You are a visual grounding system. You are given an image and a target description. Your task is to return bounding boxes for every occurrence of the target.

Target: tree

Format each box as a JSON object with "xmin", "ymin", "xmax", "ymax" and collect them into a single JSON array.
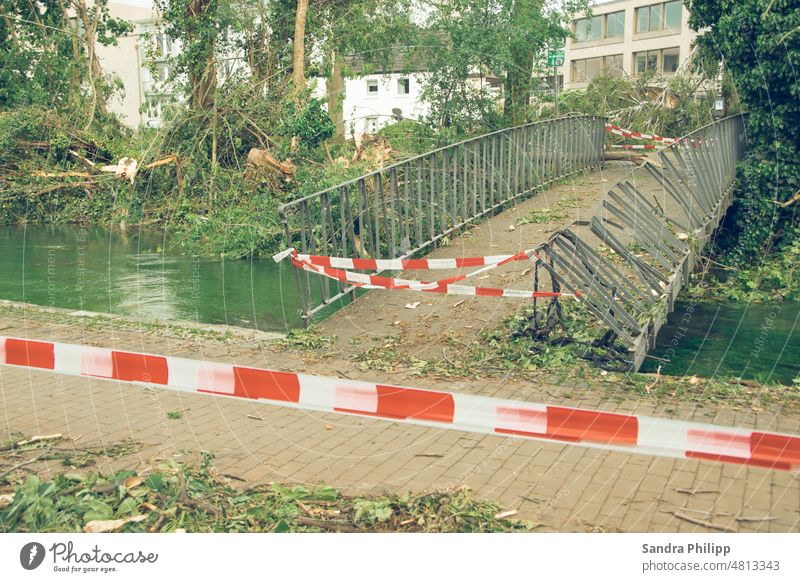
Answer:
[
  {"xmin": 156, "ymin": 0, "xmax": 238, "ymax": 110},
  {"xmin": 688, "ymin": 0, "xmax": 800, "ymax": 261},
  {"xmin": 417, "ymin": 0, "xmax": 586, "ymax": 134},
  {"xmin": 0, "ymin": 0, "xmax": 130, "ymax": 117},
  {"xmin": 312, "ymin": 0, "xmax": 414, "ymax": 140},
  {"xmin": 292, "ymin": 0, "xmax": 309, "ymax": 93}
]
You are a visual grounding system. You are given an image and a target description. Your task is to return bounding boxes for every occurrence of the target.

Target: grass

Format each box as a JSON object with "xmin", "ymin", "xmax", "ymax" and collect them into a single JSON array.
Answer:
[
  {"xmin": 273, "ymin": 327, "xmax": 336, "ymax": 351},
  {"xmin": 516, "ymin": 207, "xmax": 568, "ymax": 225},
  {"xmin": 0, "ymin": 453, "xmax": 531, "ymax": 533}
]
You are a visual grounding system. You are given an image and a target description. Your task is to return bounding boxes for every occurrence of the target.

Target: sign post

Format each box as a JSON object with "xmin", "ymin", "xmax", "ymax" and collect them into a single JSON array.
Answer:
[{"xmin": 547, "ymin": 49, "xmax": 565, "ymax": 117}]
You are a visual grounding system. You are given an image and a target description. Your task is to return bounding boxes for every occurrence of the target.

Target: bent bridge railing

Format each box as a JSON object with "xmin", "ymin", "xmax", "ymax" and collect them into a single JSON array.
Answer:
[
  {"xmin": 279, "ymin": 115, "xmax": 606, "ymax": 322},
  {"xmin": 542, "ymin": 114, "xmax": 747, "ymax": 370}
]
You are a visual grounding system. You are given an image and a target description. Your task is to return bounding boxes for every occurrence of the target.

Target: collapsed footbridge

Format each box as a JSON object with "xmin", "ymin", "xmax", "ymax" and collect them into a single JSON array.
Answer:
[{"xmin": 278, "ymin": 114, "xmax": 747, "ymax": 371}]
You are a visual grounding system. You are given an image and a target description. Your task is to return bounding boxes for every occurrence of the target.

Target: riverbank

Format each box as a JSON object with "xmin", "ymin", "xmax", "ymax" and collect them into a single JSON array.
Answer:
[{"xmin": 0, "ymin": 108, "xmax": 439, "ymax": 260}]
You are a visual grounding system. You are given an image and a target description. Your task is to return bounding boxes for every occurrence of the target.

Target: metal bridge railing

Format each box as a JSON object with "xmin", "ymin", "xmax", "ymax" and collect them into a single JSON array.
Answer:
[
  {"xmin": 279, "ymin": 115, "xmax": 607, "ymax": 323},
  {"xmin": 543, "ymin": 113, "xmax": 748, "ymax": 370}
]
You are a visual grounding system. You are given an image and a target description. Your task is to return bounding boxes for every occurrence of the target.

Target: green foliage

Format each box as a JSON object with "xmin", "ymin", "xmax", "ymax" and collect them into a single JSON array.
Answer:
[
  {"xmin": 416, "ymin": 0, "xmax": 587, "ymax": 135},
  {"xmin": 516, "ymin": 207, "xmax": 567, "ymax": 225},
  {"xmin": 691, "ymin": 234, "xmax": 800, "ymax": 301},
  {"xmin": 378, "ymin": 119, "xmax": 441, "ymax": 157},
  {"xmin": 0, "ymin": 459, "xmax": 530, "ymax": 532},
  {"xmin": 275, "ymin": 327, "xmax": 336, "ymax": 351},
  {"xmin": 689, "ymin": 0, "xmax": 800, "ymax": 261},
  {"xmin": 559, "ymin": 72, "xmax": 718, "ymax": 139},
  {"xmin": 276, "ymin": 98, "xmax": 334, "ymax": 153},
  {"xmin": 0, "ymin": 1, "xmax": 131, "ymax": 113}
]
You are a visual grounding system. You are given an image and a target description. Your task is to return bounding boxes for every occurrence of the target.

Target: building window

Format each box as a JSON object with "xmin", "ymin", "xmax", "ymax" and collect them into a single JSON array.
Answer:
[
  {"xmin": 397, "ymin": 77, "xmax": 410, "ymax": 95},
  {"xmin": 575, "ymin": 10, "xmax": 625, "ymax": 42},
  {"xmin": 575, "ymin": 15, "xmax": 602, "ymax": 42},
  {"xmin": 571, "ymin": 54, "xmax": 623, "ymax": 82},
  {"xmin": 664, "ymin": 1, "xmax": 682, "ymax": 30},
  {"xmin": 603, "ymin": 54, "xmax": 624, "ymax": 75},
  {"xmin": 605, "ymin": 11, "xmax": 625, "ymax": 38},
  {"xmin": 634, "ymin": 47, "xmax": 680, "ymax": 76},
  {"xmin": 365, "ymin": 116, "xmax": 378, "ymax": 133},
  {"xmin": 366, "ymin": 79, "xmax": 379, "ymax": 95},
  {"xmin": 662, "ymin": 47, "xmax": 680, "ymax": 73},
  {"xmin": 636, "ymin": 1, "xmax": 681, "ymax": 34}
]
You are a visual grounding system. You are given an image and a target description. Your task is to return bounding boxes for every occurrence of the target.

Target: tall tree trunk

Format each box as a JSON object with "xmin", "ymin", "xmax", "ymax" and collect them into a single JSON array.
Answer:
[
  {"xmin": 504, "ymin": 0, "xmax": 536, "ymax": 125},
  {"xmin": 189, "ymin": 0, "xmax": 216, "ymax": 109},
  {"xmin": 292, "ymin": 0, "xmax": 309, "ymax": 93},
  {"xmin": 73, "ymin": 0, "xmax": 108, "ymax": 122},
  {"xmin": 326, "ymin": 52, "xmax": 344, "ymax": 141}
]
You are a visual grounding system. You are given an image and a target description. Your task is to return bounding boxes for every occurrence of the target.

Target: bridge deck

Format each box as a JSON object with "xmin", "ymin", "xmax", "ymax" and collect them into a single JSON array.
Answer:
[{"xmin": 315, "ymin": 162, "xmax": 636, "ymax": 365}]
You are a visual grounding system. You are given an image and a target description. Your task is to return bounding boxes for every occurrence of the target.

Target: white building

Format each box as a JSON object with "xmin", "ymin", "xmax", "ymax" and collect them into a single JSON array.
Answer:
[
  {"xmin": 94, "ymin": 3, "xmax": 155, "ymax": 127},
  {"xmin": 99, "ymin": 3, "xmax": 430, "ymax": 135},
  {"xmin": 311, "ymin": 72, "xmax": 430, "ymax": 140},
  {"xmin": 561, "ymin": 0, "xmax": 698, "ymax": 91}
]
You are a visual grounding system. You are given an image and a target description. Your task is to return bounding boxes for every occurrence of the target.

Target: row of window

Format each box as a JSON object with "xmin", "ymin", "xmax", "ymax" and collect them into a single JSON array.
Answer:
[
  {"xmin": 575, "ymin": 10, "xmax": 624, "ymax": 42},
  {"xmin": 637, "ymin": 1, "xmax": 682, "ymax": 34},
  {"xmin": 571, "ymin": 47, "xmax": 680, "ymax": 82},
  {"xmin": 366, "ymin": 77, "xmax": 411, "ymax": 96},
  {"xmin": 574, "ymin": 1, "xmax": 682, "ymax": 43},
  {"xmin": 571, "ymin": 55, "xmax": 624, "ymax": 82}
]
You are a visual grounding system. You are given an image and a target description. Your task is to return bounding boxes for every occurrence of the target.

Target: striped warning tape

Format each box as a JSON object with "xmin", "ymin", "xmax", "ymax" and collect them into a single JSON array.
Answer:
[
  {"xmin": 604, "ymin": 124, "xmax": 717, "ymax": 149},
  {"xmin": 1, "ymin": 336, "xmax": 798, "ymax": 471},
  {"xmin": 607, "ymin": 144, "xmax": 658, "ymax": 150},
  {"xmin": 604, "ymin": 123, "xmax": 678, "ymax": 144},
  {"xmin": 279, "ymin": 249, "xmax": 580, "ymax": 299},
  {"xmin": 289, "ymin": 250, "xmax": 531, "ymax": 271}
]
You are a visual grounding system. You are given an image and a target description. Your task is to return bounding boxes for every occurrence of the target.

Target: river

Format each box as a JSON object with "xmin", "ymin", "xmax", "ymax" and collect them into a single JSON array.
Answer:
[
  {"xmin": 0, "ymin": 225, "xmax": 309, "ymax": 332},
  {"xmin": 640, "ymin": 299, "xmax": 800, "ymax": 386}
]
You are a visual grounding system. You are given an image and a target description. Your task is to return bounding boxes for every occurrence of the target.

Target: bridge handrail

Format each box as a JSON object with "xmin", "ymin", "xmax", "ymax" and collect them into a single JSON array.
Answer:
[{"xmin": 279, "ymin": 114, "xmax": 607, "ymax": 323}]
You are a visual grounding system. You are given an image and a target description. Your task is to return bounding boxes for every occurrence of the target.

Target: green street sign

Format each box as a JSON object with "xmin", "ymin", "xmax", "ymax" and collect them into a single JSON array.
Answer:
[{"xmin": 548, "ymin": 50, "xmax": 565, "ymax": 67}]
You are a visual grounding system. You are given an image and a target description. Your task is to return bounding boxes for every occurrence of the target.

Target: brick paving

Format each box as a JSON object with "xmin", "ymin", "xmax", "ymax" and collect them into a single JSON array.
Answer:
[{"xmin": 1, "ymin": 309, "xmax": 798, "ymax": 532}]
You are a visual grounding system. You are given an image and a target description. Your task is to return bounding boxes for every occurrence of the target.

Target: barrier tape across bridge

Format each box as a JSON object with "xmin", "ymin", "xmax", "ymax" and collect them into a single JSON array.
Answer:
[
  {"xmin": 604, "ymin": 123, "xmax": 678, "ymax": 144},
  {"xmin": 275, "ymin": 248, "xmax": 581, "ymax": 299},
  {"xmin": 607, "ymin": 144, "xmax": 658, "ymax": 151},
  {"xmin": 1, "ymin": 336, "xmax": 798, "ymax": 471},
  {"xmin": 604, "ymin": 123, "xmax": 714, "ymax": 148}
]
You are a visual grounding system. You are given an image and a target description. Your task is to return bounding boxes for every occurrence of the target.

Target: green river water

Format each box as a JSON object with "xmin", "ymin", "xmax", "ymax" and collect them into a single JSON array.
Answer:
[
  {"xmin": 640, "ymin": 299, "xmax": 799, "ymax": 385},
  {"xmin": 0, "ymin": 226, "xmax": 798, "ymax": 384},
  {"xmin": 0, "ymin": 226, "xmax": 308, "ymax": 332}
]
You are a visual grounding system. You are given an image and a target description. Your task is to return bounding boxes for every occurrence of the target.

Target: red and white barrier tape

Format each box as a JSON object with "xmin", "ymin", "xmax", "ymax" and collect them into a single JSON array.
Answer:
[
  {"xmin": 276, "ymin": 249, "xmax": 579, "ymax": 299},
  {"xmin": 604, "ymin": 123, "xmax": 678, "ymax": 144},
  {"xmin": 604, "ymin": 124, "xmax": 718, "ymax": 149},
  {"xmin": 607, "ymin": 144, "xmax": 657, "ymax": 151},
  {"xmin": 286, "ymin": 250, "xmax": 532, "ymax": 271},
  {"xmin": 1, "ymin": 336, "xmax": 798, "ymax": 471}
]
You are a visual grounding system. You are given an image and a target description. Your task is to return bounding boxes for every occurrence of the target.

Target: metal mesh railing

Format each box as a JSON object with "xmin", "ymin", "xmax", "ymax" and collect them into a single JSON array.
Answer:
[{"xmin": 279, "ymin": 115, "xmax": 606, "ymax": 322}]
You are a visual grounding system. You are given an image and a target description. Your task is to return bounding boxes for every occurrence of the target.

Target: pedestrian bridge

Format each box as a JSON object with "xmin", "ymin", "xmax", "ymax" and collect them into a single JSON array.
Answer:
[{"xmin": 279, "ymin": 114, "xmax": 747, "ymax": 371}]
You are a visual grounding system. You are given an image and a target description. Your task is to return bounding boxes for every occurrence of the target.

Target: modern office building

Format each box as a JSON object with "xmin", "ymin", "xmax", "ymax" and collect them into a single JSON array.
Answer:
[{"xmin": 561, "ymin": 0, "xmax": 698, "ymax": 90}]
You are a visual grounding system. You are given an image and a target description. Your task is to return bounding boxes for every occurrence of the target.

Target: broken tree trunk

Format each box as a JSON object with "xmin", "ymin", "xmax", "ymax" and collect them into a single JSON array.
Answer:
[{"xmin": 247, "ymin": 148, "xmax": 296, "ymax": 178}]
